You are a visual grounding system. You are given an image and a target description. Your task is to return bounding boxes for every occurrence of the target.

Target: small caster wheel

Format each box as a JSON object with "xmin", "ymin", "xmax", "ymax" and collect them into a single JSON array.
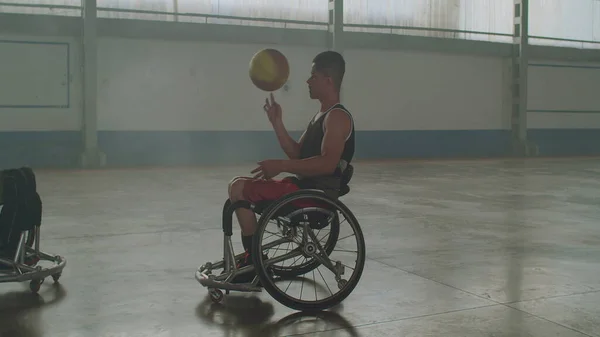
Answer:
[
  {"xmin": 208, "ymin": 288, "xmax": 224, "ymax": 303},
  {"xmin": 52, "ymin": 273, "xmax": 61, "ymax": 283},
  {"xmin": 337, "ymin": 279, "xmax": 348, "ymax": 290},
  {"xmin": 29, "ymin": 279, "xmax": 42, "ymax": 293}
]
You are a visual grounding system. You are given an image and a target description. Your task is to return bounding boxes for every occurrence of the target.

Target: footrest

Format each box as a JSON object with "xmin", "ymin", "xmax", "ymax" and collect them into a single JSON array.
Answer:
[
  {"xmin": 195, "ymin": 268, "xmax": 262, "ymax": 292},
  {"xmin": 0, "ymin": 254, "xmax": 66, "ymax": 283}
]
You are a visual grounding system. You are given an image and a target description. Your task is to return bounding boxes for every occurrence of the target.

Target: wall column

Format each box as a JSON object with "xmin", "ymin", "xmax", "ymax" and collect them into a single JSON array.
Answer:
[
  {"xmin": 328, "ymin": 0, "xmax": 344, "ymax": 99},
  {"xmin": 512, "ymin": 0, "xmax": 536, "ymax": 156},
  {"xmin": 81, "ymin": 0, "xmax": 106, "ymax": 167},
  {"xmin": 328, "ymin": 0, "xmax": 344, "ymax": 52}
]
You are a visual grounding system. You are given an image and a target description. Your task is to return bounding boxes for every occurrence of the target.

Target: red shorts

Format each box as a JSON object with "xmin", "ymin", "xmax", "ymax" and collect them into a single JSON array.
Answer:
[
  {"xmin": 241, "ymin": 177, "xmax": 330, "ymax": 209},
  {"xmin": 242, "ymin": 177, "xmax": 300, "ymax": 204}
]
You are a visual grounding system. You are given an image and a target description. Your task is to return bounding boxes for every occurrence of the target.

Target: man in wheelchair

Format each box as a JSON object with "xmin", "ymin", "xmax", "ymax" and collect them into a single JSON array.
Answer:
[{"xmin": 227, "ymin": 50, "xmax": 355, "ymax": 284}]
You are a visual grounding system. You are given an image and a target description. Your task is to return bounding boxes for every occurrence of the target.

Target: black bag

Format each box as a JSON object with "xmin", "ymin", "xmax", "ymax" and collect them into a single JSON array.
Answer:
[{"xmin": 0, "ymin": 167, "xmax": 42, "ymax": 256}]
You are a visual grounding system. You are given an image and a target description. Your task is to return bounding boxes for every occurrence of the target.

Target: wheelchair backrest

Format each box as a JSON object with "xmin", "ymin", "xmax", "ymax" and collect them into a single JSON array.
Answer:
[{"xmin": 341, "ymin": 164, "xmax": 353, "ymax": 186}]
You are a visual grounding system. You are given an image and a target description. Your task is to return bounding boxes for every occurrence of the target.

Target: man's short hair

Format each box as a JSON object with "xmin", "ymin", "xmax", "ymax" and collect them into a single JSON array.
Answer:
[{"xmin": 313, "ymin": 51, "xmax": 345, "ymax": 91}]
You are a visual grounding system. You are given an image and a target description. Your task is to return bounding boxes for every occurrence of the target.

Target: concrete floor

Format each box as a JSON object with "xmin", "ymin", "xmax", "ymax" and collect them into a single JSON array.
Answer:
[{"xmin": 1, "ymin": 158, "xmax": 599, "ymax": 337}]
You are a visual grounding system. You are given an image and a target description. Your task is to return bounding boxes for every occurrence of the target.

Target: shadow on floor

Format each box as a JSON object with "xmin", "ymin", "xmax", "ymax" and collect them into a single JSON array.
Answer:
[
  {"xmin": 195, "ymin": 294, "xmax": 360, "ymax": 336},
  {"xmin": 0, "ymin": 283, "xmax": 67, "ymax": 337}
]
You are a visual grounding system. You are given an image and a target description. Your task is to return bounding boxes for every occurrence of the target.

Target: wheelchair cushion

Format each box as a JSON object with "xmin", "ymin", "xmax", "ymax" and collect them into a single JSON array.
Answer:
[
  {"xmin": 340, "ymin": 164, "xmax": 353, "ymax": 187},
  {"xmin": 335, "ymin": 163, "xmax": 353, "ymax": 198},
  {"xmin": 339, "ymin": 184, "xmax": 350, "ymax": 197}
]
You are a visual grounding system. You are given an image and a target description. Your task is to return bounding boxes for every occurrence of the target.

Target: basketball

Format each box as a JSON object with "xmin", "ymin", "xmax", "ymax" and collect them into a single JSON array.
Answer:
[{"xmin": 249, "ymin": 48, "xmax": 290, "ymax": 92}]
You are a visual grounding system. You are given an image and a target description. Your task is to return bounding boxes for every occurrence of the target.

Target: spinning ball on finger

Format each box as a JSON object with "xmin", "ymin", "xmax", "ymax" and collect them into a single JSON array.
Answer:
[{"xmin": 249, "ymin": 48, "xmax": 290, "ymax": 92}]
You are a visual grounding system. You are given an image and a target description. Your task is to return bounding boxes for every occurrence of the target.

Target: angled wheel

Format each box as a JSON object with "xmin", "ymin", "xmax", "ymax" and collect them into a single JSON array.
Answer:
[{"xmin": 252, "ymin": 189, "xmax": 366, "ymax": 311}]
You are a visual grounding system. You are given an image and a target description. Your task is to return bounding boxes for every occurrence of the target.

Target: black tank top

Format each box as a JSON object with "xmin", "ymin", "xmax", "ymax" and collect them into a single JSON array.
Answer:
[{"xmin": 296, "ymin": 103, "xmax": 355, "ymax": 194}]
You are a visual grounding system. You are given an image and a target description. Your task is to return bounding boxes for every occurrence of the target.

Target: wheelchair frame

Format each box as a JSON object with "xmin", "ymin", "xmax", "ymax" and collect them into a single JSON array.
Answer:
[
  {"xmin": 0, "ymin": 225, "xmax": 66, "ymax": 293},
  {"xmin": 195, "ymin": 181, "xmax": 366, "ymax": 311}
]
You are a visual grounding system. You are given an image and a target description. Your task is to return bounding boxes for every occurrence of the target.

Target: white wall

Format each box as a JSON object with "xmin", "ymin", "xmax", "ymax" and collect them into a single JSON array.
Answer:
[
  {"xmin": 1, "ymin": 34, "xmax": 599, "ymax": 134},
  {"xmin": 527, "ymin": 61, "xmax": 600, "ymax": 129},
  {"xmin": 0, "ymin": 34, "xmax": 81, "ymax": 131},
  {"xmin": 97, "ymin": 38, "xmax": 324, "ymax": 131},
  {"xmin": 97, "ymin": 37, "xmax": 510, "ymax": 132},
  {"xmin": 343, "ymin": 48, "xmax": 508, "ymax": 131}
]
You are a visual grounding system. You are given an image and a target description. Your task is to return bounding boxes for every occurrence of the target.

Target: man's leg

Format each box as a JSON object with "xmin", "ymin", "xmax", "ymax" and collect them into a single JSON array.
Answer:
[
  {"xmin": 228, "ymin": 177, "xmax": 259, "ymax": 255},
  {"xmin": 227, "ymin": 177, "xmax": 299, "ymax": 282}
]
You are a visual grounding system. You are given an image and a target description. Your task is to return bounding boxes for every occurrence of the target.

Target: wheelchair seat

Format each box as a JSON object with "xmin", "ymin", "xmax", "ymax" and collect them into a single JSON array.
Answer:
[{"xmin": 252, "ymin": 164, "xmax": 353, "ymax": 229}]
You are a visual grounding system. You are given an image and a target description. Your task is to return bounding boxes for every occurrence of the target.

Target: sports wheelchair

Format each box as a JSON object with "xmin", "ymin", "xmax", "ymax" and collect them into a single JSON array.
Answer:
[
  {"xmin": 0, "ymin": 167, "xmax": 66, "ymax": 293},
  {"xmin": 196, "ymin": 165, "xmax": 366, "ymax": 311}
]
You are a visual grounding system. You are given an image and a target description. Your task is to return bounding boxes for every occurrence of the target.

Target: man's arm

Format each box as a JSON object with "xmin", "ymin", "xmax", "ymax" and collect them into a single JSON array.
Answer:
[
  {"xmin": 281, "ymin": 109, "xmax": 351, "ymax": 176},
  {"xmin": 272, "ymin": 119, "xmax": 306, "ymax": 159}
]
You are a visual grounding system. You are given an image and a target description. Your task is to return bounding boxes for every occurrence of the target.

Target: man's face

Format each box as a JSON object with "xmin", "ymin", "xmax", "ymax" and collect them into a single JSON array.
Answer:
[{"xmin": 306, "ymin": 64, "xmax": 330, "ymax": 99}]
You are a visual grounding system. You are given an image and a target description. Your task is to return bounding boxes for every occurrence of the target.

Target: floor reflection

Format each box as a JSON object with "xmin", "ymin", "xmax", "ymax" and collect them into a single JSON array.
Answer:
[{"xmin": 195, "ymin": 294, "xmax": 359, "ymax": 337}]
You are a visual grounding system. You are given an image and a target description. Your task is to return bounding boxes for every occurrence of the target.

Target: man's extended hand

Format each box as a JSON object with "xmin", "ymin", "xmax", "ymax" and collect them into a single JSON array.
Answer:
[
  {"xmin": 263, "ymin": 93, "xmax": 282, "ymax": 125},
  {"xmin": 252, "ymin": 159, "xmax": 285, "ymax": 180}
]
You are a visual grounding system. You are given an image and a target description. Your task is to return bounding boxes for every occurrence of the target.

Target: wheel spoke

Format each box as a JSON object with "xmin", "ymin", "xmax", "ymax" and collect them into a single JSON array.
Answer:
[
  {"xmin": 316, "ymin": 265, "xmax": 334, "ymax": 296},
  {"xmin": 333, "ymin": 249, "xmax": 357, "ymax": 253},
  {"xmin": 300, "ymin": 274, "xmax": 305, "ymax": 300},
  {"xmin": 263, "ymin": 249, "xmax": 303, "ymax": 268},
  {"xmin": 262, "ymin": 237, "xmax": 292, "ymax": 251},
  {"xmin": 313, "ymin": 269, "xmax": 318, "ymax": 301},
  {"xmin": 336, "ymin": 233, "xmax": 356, "ymax": 242}
]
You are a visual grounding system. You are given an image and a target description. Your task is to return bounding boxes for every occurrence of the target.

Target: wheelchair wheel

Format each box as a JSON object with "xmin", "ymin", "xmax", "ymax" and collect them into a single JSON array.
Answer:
[{"xmin": 251, "ymin": 190, "xmax": 366, "ymax": 311}]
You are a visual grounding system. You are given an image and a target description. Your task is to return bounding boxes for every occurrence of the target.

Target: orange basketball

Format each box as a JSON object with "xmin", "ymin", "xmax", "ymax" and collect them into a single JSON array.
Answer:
[{"xmin": 249, "ymin": 48, "xmax": 290, "ymax": 92}]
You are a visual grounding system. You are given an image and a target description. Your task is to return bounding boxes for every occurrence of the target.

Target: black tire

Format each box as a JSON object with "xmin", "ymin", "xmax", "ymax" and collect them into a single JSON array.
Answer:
[{"xmin": 252, "ymin": 190, "xmax": 366, "ymax": 311}]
